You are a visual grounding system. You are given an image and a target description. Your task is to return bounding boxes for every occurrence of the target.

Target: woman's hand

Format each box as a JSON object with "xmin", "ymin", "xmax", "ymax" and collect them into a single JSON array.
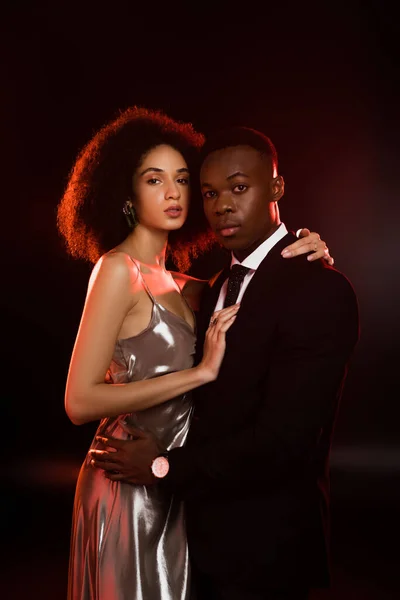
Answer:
[
  {"xmin": 281, "ymin": 228, "xmax": 334, "ymax": 265},
  {"xmin": 199, "ymin": 304, "xmax": 240, "ymax": 382}
]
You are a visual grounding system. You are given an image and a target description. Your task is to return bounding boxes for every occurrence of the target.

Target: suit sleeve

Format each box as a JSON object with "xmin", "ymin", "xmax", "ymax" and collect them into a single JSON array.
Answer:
[{"xmin": 165, "ymin": 269, "xmax": 359, "ymax": 497}]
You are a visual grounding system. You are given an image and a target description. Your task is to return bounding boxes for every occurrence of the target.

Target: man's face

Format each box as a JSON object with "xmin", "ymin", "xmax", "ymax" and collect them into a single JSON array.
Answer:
[{"xmin": 200, "ymin": 145, "xmax": 284, "ymax": 256}]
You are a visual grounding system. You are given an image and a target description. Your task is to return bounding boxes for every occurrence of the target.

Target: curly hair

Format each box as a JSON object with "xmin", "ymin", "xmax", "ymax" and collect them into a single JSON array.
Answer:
[{"xmin": 57, "ymin": 107, "xmax": 214, "ymax": 272}]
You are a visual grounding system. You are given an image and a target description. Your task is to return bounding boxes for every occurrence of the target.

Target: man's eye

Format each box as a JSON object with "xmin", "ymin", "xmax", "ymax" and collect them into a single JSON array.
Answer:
[
  {"xmin": 233, "ymin": 184, "xmax": 248, "ymax": 193},
  {"xmin": 203, "ymin": 191, "xmax": 216, "ymax": 199}
]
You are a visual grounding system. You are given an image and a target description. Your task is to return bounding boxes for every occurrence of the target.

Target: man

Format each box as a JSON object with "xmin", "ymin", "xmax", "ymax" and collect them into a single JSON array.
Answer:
[{"xmin": 92, "ymin": 127, "xmax": 359, "ymax": 599}]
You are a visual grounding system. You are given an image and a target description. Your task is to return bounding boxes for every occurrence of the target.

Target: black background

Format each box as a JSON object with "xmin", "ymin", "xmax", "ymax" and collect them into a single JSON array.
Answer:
[{"xmin": 2, "ymin": 1, "xmax": 399, "ymax": 598}]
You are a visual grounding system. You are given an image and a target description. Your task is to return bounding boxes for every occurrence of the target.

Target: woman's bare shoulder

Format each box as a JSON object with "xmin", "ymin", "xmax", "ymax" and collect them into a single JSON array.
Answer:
[{"xmin": 87, "ymin": 251, "xmax": 141, "ymax": 296}]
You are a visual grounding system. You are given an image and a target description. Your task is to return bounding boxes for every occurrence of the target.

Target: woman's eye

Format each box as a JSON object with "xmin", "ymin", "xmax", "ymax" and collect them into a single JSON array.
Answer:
[
  {"xmin": 177, "ymin": 178, "xmax": 189, "ymax": 185},
  {"xmin": 147, "ymin": 178, "xmax": 160, "ymax": 185},
  {"xmin": 233, "ymin": 184, "xmax": 248, "ymax": 193}
]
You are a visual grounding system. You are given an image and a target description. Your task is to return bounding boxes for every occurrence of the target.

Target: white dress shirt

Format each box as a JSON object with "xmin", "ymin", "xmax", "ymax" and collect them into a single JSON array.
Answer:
[{"xmin": 214, "ymin": 223, "xmax": 289, "ymax": 311}]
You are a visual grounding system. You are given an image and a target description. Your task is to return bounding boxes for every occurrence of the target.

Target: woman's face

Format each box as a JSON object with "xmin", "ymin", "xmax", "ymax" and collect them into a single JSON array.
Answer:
[{"xmin": 132, "ymin": 144, "xmax": 190, "ymax": 232}]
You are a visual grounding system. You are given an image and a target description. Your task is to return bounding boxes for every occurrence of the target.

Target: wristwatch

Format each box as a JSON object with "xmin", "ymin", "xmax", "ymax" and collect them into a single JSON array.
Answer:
[{"xmin": 151, "ymin": 453, "xmax": 170, "ymax": 479}]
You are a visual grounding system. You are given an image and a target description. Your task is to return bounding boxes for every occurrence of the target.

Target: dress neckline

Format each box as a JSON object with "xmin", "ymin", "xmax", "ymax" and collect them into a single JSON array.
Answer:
[
  {"xmin": 129, "ymin": 255, "xmax": 196, "ymax": 334},
  {"xmin": 109, "ymin": 251, "xmax": 196, "ymax": 338},
  {"xmin": 117, "ymin": 299, "xmax": 196, "ymax": 344}
]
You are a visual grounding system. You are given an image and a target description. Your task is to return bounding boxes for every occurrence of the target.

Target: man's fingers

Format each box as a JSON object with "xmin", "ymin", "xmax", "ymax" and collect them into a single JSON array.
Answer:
[
  {"xmin": 91, "ymin": 457, "xmax": 121, "ymax": 471},
  {"xmin": 119, "ymin": 422, "xmax": 148, "ymax": 439},
  {"xmin": 90, "ymin": 449, "xmax": 121, "ymax": 465},
  {"xmin": 95, "ymin": 435, "xmax": 125, "ymax": 449},
  {"xmin": 89, "ymin": 449, "xmax": 111, "ymax": 460},
  {"xmin": 95, "ymin": 426, "xmax": 148, "ymax": 447}
]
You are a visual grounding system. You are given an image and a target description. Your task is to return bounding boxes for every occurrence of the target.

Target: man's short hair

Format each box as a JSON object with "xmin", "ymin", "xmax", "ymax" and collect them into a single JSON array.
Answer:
[{"xmin": 200, "ymin": 126, "xmax": 278, "ymax": 173}]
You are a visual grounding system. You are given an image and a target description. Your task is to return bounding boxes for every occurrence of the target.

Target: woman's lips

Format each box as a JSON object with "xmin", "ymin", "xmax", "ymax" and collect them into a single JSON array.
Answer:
[{"xmin": 164, "ymin": 207, "xmax": 183, "ymax": 218}]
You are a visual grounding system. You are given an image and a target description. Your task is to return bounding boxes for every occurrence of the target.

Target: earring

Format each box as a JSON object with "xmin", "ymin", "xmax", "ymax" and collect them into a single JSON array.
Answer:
[{"xmin": 123, "ymin": 201, "xmax": 137, "ymax": 228}]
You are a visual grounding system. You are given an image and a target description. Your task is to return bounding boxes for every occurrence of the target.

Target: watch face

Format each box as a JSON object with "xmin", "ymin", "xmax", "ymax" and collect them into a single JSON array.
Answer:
[{"xmin": 152, "ymin": 456, "xmax": 169, "ymax": 478}]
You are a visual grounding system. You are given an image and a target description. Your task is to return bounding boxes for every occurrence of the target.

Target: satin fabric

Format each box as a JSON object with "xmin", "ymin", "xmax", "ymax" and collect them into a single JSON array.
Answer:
[{"xmin": 68, "ymin": 284, "xmax": 196, "ymax": 600}]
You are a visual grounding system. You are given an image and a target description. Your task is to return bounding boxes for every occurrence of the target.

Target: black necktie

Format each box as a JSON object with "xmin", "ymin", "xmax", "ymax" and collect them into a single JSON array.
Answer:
[{"xmin": 223, "ymin": 264, "xmax": 250, "ymax": 308}]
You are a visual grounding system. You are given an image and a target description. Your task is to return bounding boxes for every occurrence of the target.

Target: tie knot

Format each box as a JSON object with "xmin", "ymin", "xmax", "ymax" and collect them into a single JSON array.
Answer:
[{"xmin": 230, "ymin": 264, "xmax": 250, "ymax": 283}]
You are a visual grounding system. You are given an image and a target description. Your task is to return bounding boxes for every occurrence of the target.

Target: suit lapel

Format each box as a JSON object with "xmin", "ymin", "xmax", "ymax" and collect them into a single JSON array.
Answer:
[
  {"xmin": 196, "ymin": 232, "xmax": 296, "ymax": 366},
  {"xmin": 237, "ymin": 232, "xmax": 296, "ymax": 312},
  {"xmin": 222, "ymin": 232, "xmax": 297, "ymax": 358}
]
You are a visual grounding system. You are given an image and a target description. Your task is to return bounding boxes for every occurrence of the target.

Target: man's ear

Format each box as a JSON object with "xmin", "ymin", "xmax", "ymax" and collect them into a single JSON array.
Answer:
[{"xmin": 272, "ymin": 175, "xmax": 284, "ymax": 201}]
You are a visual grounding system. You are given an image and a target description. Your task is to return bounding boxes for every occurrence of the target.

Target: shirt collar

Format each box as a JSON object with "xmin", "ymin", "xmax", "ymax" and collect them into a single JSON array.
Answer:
[{"xmin": 230, "ymin": 223, "xmax": 288, "ymax": 271}]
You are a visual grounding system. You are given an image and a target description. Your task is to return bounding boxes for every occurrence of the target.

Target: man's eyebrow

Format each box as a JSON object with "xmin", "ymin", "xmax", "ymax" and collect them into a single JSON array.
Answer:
[
  {"xmin": 201, "ymin": 171, "xmax": 249, "ymax": 188},
  {"xmin": 227, "ymin": 171, "xmax": 249, "ymax": 180},
  {"xmin": 140, "ymin": 167, "xmax": 190, "ymax": 175}
]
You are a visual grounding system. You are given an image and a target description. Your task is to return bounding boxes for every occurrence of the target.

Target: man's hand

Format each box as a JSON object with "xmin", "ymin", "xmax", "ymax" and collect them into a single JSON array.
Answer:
[{"xmin": 89, "ymin": 423, "xmax": 161, "ymax": 485}]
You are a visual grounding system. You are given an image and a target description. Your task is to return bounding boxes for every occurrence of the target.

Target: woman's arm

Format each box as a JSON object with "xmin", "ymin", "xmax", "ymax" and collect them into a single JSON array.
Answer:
[
  {"xmin": 282, "ymin": 228, "xmax": 334, "ymax": 264},
  {"xmin": 65, "ymin": 253, "xmax": 238, "ymax": 425},
  {"xmin": 172, "ymin": 228, "xmax": 334, "ymax": 311}
]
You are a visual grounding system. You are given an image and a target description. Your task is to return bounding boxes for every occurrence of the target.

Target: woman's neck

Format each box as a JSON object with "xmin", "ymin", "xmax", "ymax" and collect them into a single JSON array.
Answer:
[{"xmin": 121, "ymin": 225, "xmax": 169, "ymax": 270}]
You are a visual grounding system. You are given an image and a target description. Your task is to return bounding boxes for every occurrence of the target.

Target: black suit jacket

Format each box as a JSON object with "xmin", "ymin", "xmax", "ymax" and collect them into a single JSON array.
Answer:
[{"xmin": 166, "ymin": 232, "xmax": 359, "ymax": 588}]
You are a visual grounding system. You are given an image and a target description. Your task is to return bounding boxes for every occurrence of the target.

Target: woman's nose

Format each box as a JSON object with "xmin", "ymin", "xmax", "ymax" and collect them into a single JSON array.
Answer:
[{"xmin": 165, "ymin": 181, "xmax": 180, "ymax": 199}]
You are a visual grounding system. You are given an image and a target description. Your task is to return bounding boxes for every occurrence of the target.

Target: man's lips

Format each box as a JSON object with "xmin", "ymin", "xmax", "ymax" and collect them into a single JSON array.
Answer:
[{"xmin": 216, "ymin": 222, "xmax": 241, "ymax": 237}]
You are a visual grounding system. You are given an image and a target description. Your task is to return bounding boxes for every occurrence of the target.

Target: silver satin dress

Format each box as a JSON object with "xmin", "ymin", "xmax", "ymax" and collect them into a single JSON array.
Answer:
[{"xmin": 68, "ymin": 278, "xmax": 196, "ymax": 600}]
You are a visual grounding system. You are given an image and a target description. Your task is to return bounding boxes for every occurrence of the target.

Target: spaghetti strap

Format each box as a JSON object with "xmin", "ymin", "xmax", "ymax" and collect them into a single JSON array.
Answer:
[
  {"xmin": 126, "ymin": 255, "xmax": 157, "ymax": 304},
  {"xmin": 122, "ymin": 252, "xmax": 195, "ymax": 333}
]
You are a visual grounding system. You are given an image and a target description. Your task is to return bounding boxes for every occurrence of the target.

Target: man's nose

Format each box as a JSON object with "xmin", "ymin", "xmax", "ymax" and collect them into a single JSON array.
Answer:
[{"xmin": 214, "ymin": 192, "xmax": 235, "ymax": 215}]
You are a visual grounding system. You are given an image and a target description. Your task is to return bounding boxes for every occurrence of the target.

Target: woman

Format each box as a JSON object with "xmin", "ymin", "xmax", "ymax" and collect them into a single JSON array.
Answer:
[{"xmin": 57, "ymin": 107, "xmax": 333, "ymax": 600}]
